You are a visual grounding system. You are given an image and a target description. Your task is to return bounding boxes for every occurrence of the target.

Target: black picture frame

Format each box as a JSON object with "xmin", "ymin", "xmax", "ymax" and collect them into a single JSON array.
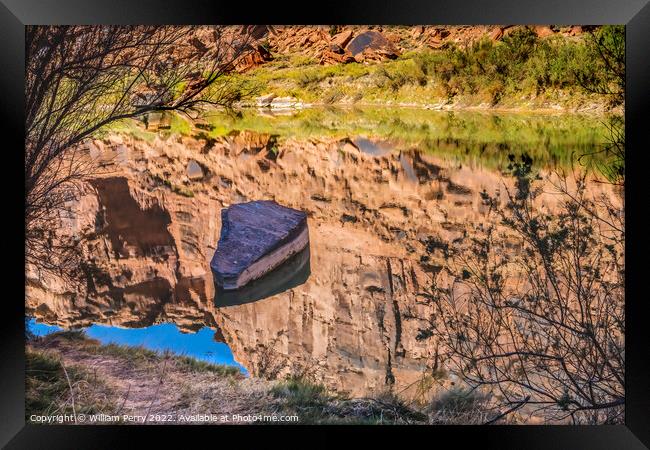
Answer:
[{"xmin": 2, "ymin": 0, "xmax": 649, "ymax": 447}]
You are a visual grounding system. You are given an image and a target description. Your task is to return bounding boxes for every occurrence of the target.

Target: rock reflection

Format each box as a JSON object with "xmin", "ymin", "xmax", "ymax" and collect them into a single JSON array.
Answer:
[
  {"xmin": 214, "ymin": 246, "xmax": 311, "ymax": 307},
  {"xmin": 353, "ymin": 137, "xmax": 394, "ymax": 157}
]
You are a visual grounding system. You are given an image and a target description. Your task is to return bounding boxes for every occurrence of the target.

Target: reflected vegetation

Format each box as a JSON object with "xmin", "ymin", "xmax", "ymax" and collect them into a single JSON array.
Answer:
[
  {"xmin": 108, "ymin": 107, "xmax": 612, "ymax": 170},
  {"xmin": 27, "ymin": 319, "xmax": 246, "ymax": 372}
]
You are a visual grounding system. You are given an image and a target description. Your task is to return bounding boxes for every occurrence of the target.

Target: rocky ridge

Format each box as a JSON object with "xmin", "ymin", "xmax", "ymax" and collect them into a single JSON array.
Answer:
[{"xmin": 234, "ymin": 25, "xmax": 590, "ymax": 69}]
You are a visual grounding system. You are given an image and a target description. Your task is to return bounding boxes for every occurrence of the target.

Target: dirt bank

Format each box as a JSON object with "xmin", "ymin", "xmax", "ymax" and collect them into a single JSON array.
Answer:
[{"xmin": 27, "ymin": 331, "xmax": 503, "ymax": 425}]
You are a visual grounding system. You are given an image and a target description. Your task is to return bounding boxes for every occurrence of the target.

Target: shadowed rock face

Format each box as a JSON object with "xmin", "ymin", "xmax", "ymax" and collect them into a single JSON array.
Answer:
[
  {"xmin": 26, "ymin": 127, "xmax": 621, "ymax": 397},
  {"xmin": 210, "ymin": 201, "xmax": 309, "ymax": 289},
  {"xmin": 90, "ymin": 177, "xmax": 175, "ymax": 258}
]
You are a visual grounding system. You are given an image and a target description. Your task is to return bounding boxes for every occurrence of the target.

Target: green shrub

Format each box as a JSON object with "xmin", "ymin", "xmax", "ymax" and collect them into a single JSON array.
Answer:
[
  {"xmin": 297, "ymin": 68, "xmax": 332, "ymax": 88},
  {"xmin": 374, "ymin": 60, "xmax": 428, "ymax": 92},
  {"xmin": 322, "ymin": 87, "xmax": 345, "ymax": 104},
  {"xmin": 219, "ymin": 26, "xmax": 620, "ymax": 109},
  {"xmin": 290, "ymin": 55, "xmax": 317, "ymax": 67},
  {"xmin": 401, "ymin": 27, "xmax": 617, "ymax": 105},
  {"xmin": 174, "ymin": 354, "xmax": 241, "ymax": 376},
  {"xmin": 49, "ymin": 329, "xmax": 88, "ymax": 341}
]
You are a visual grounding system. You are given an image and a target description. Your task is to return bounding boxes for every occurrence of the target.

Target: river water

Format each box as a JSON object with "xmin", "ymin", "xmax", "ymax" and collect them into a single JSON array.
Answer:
[{"xmin": 26, "ymin": 107, "xmax": 620, "ymax": 397}]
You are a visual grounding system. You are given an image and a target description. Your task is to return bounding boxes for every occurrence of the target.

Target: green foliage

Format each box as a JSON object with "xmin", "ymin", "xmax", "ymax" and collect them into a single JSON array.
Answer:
[
  {"xmin": 47, "ymin": 329, "xmax": 88, "ymax": 341},
  {"xmin": 411, "ymin": 27, "xmax": 610, "ymax": 106},
  {"xmin": 40, "ymin": 331, "xmax": 239, "ymax": 376},
  {"xmin": 322, "ymin": 87, "xmax": 345, "ymax": 104},
  {"xmin": 167, "ymin": 113, "xmax": 192, "ymax": 136},
  {"xmin": 191, "ymin": 107, "xmax": 610, "ymax": 171},
  {"xmin": 598, "ymin": 114, "xmax": 625, "ymax": 183},
  {"xmin": 374, "ymin": 61, "xmax": 428, "ymax": 92},
  {"xmin": 171, "ymin": 185, "xmax": 195, "ymax": 198},
  {"xmin": 173, "ymin": 354, "xmax": 241, "ymax": 376},
  {"xmin": 575, "ymin": 25, "xmax": 625, "ymax": 106},
  {"xmin": 243, "ymin": 27, "xmax": 620, "ymax": 110},
  {"xmin": 270, "ymin": 377, "xmax": 432, "ymax": 424},
  {"xmin": 26, "ymin": 350, "xmax": 75, "ymax": 417},
  {"xmin": 290, "ymin": 55, "xmax": 317, "ymax": 67},
  {"xmin": 93, "ymin": 342, "xmax": 160, "ymax": 363},
  {"xmin": 297, "ymin": 68, "xmax": 332, "ymax": 88}
]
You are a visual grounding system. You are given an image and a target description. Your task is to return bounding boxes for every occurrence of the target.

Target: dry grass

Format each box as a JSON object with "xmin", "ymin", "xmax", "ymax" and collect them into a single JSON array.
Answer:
[
  {"xmin": 25, "ymin": 348, "xmax": 118, "ymax": 421},
  {"xmin": 26, "ymin": 331, "xmax": 506, "ymax": 425},
  {"xmin": 27, "ymin": 331, "xmax": 259, "ymax": 424}
]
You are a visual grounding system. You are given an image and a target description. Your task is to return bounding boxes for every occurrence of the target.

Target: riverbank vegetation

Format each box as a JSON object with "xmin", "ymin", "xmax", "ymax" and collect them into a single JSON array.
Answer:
[
  {"xmin": 413, "ymin": 26, "xmax": 624, "ymax": 424},
  {"xmin": 26, "ymin": 346, "xmax": 119, "ymax": 420},
  {"xmin": 25, "ymin": 26, "xmax": 253, "ymax": 282},
  {"xmin": 422, "ymin": 154, "xmax": 625, "ymax": 424},
  {"xmin": 25, "ymin": 25, "xmax": 625, "ymax": 426},
  {"xmin": 238, "ymin": 26, "xmax": 624, "ymax": 112}
]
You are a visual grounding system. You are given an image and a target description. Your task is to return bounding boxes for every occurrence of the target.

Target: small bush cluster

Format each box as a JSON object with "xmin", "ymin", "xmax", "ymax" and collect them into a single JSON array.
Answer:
[
  {"xmin": 245, "ymin": 26, "xmax": 622, "ymax": 109},
  {"xmin": 427, "ymin": 387, "xmax": 492, "ymax": 424},
  {"xmin": 402, "ymin": 26, "xmax": 621, "ymax": 105}
]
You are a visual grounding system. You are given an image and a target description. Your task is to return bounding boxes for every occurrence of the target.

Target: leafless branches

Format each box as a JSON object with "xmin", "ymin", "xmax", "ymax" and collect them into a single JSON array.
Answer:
[
  {"xmin": 430, "ymin": 158, "xmax": 624, "ymax": 424},
  {"xmin": 25, "ymin": 25, "xmax": 257, "ymax": 281}
]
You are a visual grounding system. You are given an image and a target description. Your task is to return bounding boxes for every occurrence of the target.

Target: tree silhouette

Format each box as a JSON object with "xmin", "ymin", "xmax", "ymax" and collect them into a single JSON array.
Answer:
[
  {"xmin": 429, "ymin": 156, "xmax": 624, "ymax": 424},
  {"xmin": 25, "ymin": 25, "xmax": 255, "ymax": 279}
]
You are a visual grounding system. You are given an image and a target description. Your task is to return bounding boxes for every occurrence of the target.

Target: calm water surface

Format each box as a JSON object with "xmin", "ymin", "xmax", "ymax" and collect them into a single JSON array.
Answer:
[{"xmin": 27, "ymin": 107, "xmax": 618, "ymax": 395}]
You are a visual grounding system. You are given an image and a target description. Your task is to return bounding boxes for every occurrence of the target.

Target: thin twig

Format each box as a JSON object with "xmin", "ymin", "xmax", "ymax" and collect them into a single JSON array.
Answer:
[
  {"xmin": 61, "ymin": 362, "xmax": 77, "ymax": 424},
  {"xmin": 143, "ymin": 356, "xmax": 168, "ymax": 423},
  {"xmin": 116, "ymin": 384, "xmax": 132, "ymax": 416},
  {"xmin": 484, "ymin": 396, "xmax": 530, "ymax": 425}
]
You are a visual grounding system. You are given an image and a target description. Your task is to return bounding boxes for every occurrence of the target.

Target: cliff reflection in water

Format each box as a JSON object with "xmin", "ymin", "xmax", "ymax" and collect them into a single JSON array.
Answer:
[{"xmin": 25, "ymin": 109, "xmax": 620, "ymax": 397}]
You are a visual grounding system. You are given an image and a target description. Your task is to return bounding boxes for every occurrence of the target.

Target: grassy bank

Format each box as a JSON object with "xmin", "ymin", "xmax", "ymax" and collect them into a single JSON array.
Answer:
[
  {"xmin": 26, "ymin": 347, "xmax": 118, "ymax": 420},
  {"xmin": 26, "ymin": 331, "xmax": 505, "ymax": 425},
  {"xmin": 234, "ymin": 27, "xmax": 622, "ymax": 112}
]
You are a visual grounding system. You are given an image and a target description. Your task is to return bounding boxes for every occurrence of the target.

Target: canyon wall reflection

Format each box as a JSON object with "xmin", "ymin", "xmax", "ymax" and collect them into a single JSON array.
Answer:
[{"xmin": 26, "ymin": 109, "xmax": 620, "ymax": 397}]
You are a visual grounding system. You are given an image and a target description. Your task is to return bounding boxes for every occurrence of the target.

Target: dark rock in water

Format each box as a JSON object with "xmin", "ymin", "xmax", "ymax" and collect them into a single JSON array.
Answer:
[
  {"xmin": 210, "ymin": 200, "xmax": 309, "ymax": 290},
  {"xmin": 214, "ymin": 246, "xmax": 311, "ymax": 307}
]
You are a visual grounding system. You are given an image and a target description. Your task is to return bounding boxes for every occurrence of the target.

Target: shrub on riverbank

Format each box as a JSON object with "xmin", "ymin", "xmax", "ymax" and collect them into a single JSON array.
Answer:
[{"xmin": 408, "ymin": 26, "xmax": 621, "ymax": 107}]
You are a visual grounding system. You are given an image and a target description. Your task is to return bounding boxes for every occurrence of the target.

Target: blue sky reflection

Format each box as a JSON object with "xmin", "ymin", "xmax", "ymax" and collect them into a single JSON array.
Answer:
[{"xmin": 28, "ymin": 318, "xmax": 247, "ymax": 374}]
